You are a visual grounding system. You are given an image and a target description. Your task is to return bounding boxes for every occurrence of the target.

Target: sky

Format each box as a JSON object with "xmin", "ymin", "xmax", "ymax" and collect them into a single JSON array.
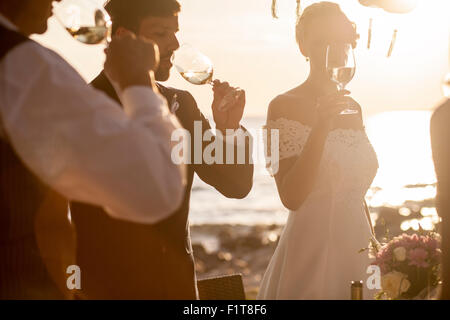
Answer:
[{"xmin": 34, "ymin": 0, "xmax": 450, "ymax": 117}]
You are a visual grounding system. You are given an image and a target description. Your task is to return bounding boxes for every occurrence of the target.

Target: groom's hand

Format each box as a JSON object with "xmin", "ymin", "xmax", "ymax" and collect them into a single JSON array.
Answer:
[{"xmin": 212, "ymin": 80, "xmax": 246, "ymax": 132}]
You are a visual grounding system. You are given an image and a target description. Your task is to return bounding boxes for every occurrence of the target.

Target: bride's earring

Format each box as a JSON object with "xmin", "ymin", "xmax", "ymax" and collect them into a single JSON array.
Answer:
[{"xmin": 306, "ymin": 57, "xmax": 310, "ymax": 62}]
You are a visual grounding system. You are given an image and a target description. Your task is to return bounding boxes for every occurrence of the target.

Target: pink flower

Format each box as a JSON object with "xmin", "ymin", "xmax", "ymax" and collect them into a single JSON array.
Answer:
[
  {"xmin": 408, "ymin": 248, "xmax": 429, "ymax": 268},
  {"xmin": 422, "ymin": 237, "xmax": 438, "ymax": 251},
  {"xmin": 392, "ymin": 234, "xmax": 417, "ymax": 249},
  {"xmin": 375, "ymin": 251, "xmax": 392, "ymax": 268}
]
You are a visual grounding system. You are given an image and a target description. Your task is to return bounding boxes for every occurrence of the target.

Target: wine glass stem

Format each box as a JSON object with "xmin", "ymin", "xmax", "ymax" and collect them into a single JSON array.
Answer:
[{"xmin": 338, "ymin": 83, "xmax": 351, "ymax": 110}]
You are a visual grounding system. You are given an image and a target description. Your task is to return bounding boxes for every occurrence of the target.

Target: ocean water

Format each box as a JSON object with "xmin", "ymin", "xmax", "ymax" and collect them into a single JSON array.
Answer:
[{"xmin": 189, "ymin": 111, "xmax": 437, "ymax": 229}]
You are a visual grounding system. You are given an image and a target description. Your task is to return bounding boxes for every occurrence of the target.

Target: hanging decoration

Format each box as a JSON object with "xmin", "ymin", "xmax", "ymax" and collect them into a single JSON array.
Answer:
[
  {"xmin": 359, "ymin": 0, "xmax": 418, "ymax": 14},
  {"xmin": 271, "ymin": 0, "xmax": 302, "ymax": 19},
  {"xmin": 296, "ymin": 0, "xmax": 302, "ymax": 18},
  {"xmin": 359, "ymin": 0, "xmax": 418, "ymax": 57},
  {"xmin": 270, "ymin": 0, "xmax": 418, "ymax": 58},
  {"xmin": 271, "ymin": 0, "xmax": 418, "ymax": 15},
  {"xmin": 367, "ymin": 17, "xmax": 373, "ymax": 49},
  {"xmin": 272, "ymin": 0, "xmax": 279, "ymax": 18},
  {"xmin": 387, "ymin": 29, "xmax": 398, "ymax": 57}
]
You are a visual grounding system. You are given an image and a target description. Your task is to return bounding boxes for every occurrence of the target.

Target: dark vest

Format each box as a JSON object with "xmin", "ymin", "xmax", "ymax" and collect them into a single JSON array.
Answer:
[
  {"xmin": 70, "ymin": 73, "xmax": 198, "ymax": 299},
  {"xmin": 0, "ymin": 25, "xmax": 75, "ymax": 299}
]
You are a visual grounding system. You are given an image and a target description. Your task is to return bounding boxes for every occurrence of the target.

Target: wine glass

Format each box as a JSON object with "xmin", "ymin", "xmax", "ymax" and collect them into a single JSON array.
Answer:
[
  {"xmin": 326, "ymin": 43, "xmax": 358, "ymax": 115},
  {"xmin": 52, "ymin": 0, "xmax": 112, "ymax": 45},
  {"xmin": 172, "ymin": 44, "xmax": 214, "ymax": 85},
  {"xmin": 172, "ymin": 44, "xmax": 242, "ymax": 111}
]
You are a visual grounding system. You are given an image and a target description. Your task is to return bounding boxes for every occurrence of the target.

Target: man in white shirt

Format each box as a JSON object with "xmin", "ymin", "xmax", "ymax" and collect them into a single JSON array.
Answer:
[{"xmin": 0, "ymin": 0, "xmax": 186, "ymax": 299}]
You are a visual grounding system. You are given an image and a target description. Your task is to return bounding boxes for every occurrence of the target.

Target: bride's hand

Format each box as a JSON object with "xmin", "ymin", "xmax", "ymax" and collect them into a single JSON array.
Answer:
[{"xmin": 315, "ymin": 90, "xmax": 352, "ymax": 127}]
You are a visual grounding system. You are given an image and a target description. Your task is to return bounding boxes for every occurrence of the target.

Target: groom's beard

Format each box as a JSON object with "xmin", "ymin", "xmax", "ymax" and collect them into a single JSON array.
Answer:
[{"xmin": 155, "ymin": 67, "xmax": 171, "ymax": 82}]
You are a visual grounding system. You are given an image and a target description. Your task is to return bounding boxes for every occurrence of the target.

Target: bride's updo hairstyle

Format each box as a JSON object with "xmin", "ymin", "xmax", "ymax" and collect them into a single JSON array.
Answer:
[{"xmin": 295, "ymin": 2, "xmax": 359, "ymax": 59}]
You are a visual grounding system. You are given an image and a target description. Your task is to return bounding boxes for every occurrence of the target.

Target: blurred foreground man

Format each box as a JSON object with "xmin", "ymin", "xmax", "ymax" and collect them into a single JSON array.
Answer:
[
  {"xmin": 431, "ymin": 99, "xmax": 450, "ymax": 300},
  {"xmin": 71, "ymin": 0, "xmax": 254, "ymax": 299},
  {"xmin": 0, "ymin": 0, "xmax": 185, "ymax": 299}
]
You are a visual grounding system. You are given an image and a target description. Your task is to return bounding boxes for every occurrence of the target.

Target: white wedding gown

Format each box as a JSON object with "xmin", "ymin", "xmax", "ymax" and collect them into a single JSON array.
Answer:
[{"xmin": 258, "ymin": 118, "xmax": 379, "ymax": 300}]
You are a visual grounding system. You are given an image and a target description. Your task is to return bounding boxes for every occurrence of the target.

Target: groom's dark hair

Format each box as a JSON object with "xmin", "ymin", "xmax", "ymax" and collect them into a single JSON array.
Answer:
[{"xmin": 105, "ymin": 0, "xmax": 181, "ymax": 34}]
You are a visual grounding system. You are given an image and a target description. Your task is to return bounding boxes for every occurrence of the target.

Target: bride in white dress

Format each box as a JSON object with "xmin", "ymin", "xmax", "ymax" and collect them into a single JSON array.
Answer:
[{"xmin": 258, "ymin": 2, "xmax": 379, "ymax": 300}]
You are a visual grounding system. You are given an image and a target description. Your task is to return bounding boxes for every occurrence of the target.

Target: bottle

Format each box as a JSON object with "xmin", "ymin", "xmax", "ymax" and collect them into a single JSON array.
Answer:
[{"xmin": 351, "ymin": 281, "xmax": 363, "ymax": 300}]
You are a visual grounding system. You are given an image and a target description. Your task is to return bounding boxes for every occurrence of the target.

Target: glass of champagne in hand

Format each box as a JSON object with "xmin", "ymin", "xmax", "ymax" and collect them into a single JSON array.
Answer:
[
  {"xmin": 52, "ymin": 0, "xmax": 112, "ymax": 45},
  {"xmin": 172, "ymin": 44, "xmax": 241, "ymax": 111},
  {"xmin": 326, "ymin": 43, "xmax": 358, "ymax": 115}
]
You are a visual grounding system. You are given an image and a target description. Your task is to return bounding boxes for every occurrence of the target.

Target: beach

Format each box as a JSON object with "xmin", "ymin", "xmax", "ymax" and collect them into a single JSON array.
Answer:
[
  {"xmin": 192, "ymin": 197, "xmax": 438, "ymax": 299},
  {"xmin": 190, "ymin": 112, "xmax": 439, "ymax": 299}
]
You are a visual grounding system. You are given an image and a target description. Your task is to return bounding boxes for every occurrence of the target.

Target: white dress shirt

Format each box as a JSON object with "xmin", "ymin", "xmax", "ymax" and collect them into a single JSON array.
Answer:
[{"xmin": 0, "ymin": 15, "xmax": 186, "ymax": 224}]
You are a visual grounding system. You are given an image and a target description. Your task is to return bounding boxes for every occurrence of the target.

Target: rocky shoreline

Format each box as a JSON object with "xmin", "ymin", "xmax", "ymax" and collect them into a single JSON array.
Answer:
[{"xmin": 191, "ymin": 224, "xmax": 282, "ymax": 300}]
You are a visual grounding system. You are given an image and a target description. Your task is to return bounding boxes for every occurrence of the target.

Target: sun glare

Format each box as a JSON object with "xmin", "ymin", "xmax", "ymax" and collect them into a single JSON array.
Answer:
[{"xmin": 365, "ymin": 110, "xmax": 437, "ymax": 212}]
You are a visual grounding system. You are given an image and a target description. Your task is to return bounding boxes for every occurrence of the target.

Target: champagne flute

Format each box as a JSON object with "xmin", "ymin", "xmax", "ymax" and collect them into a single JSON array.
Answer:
[
  {"xmin": 172, "ymin": 44, "xmax": 242, "ymax": 111},
  {"xmin": 326, "ymin": 43, "xmax": 358, "ymax": 115},
  {"xmin": 52, "ymin": 0, "xmax": 112, "ymax": 45}
]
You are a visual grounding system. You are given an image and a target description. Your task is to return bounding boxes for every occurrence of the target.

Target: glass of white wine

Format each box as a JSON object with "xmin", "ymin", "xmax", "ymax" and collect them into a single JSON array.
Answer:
[
  {"xmin": 172, "ymin": 44, "xmax": 242, "ymax": 111},
  {"xmin": 326, "ymin": 43, "xmax": 358, "ymax": 115},
  {"xmin": 52, "ymin": 0, "xmax": 112, "ymax": 45}
]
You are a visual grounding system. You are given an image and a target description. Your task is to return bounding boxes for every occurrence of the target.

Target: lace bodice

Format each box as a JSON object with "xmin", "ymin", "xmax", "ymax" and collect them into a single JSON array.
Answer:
[
  {"xmin": 264, "ymin": 117, "xmax": 379, "ymax": 201},
  {"xmin": 259, "ymin": 117, "xmax": 379, "ymax": 300}
]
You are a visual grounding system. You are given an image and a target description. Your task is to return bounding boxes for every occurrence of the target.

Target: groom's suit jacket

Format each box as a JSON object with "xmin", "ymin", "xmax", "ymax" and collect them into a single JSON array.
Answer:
[{"xmin": 71, "ymin": 72, "xmax": 253, "ymax": 299}]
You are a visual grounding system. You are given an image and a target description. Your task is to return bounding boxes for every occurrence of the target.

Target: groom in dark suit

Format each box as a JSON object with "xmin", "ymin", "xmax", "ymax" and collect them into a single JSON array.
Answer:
[
  {"xmin": 71, "ymin": 0, "xmax": 254, "ymax": 299},
  {"xmin": 431, "ymin": 99, "xmax": 450, "ymax": 300}
]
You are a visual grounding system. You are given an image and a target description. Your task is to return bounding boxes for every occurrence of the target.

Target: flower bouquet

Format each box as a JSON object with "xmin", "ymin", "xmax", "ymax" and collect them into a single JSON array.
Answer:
[{"xmin": 371, "ymin": 233, "xmax": 441, "ymax": 300}]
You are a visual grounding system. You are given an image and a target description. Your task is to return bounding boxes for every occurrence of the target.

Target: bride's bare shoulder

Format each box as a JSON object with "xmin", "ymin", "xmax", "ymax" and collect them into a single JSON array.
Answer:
[{"xmin": 267, "ymin": 86, "xmax": 315, "ymax": 124}]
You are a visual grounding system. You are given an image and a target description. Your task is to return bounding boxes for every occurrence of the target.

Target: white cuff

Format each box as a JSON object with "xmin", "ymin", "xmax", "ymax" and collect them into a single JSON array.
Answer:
[{"xmin": 121, "ymin": 86, "xmax": 168, "ymax": 119}]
